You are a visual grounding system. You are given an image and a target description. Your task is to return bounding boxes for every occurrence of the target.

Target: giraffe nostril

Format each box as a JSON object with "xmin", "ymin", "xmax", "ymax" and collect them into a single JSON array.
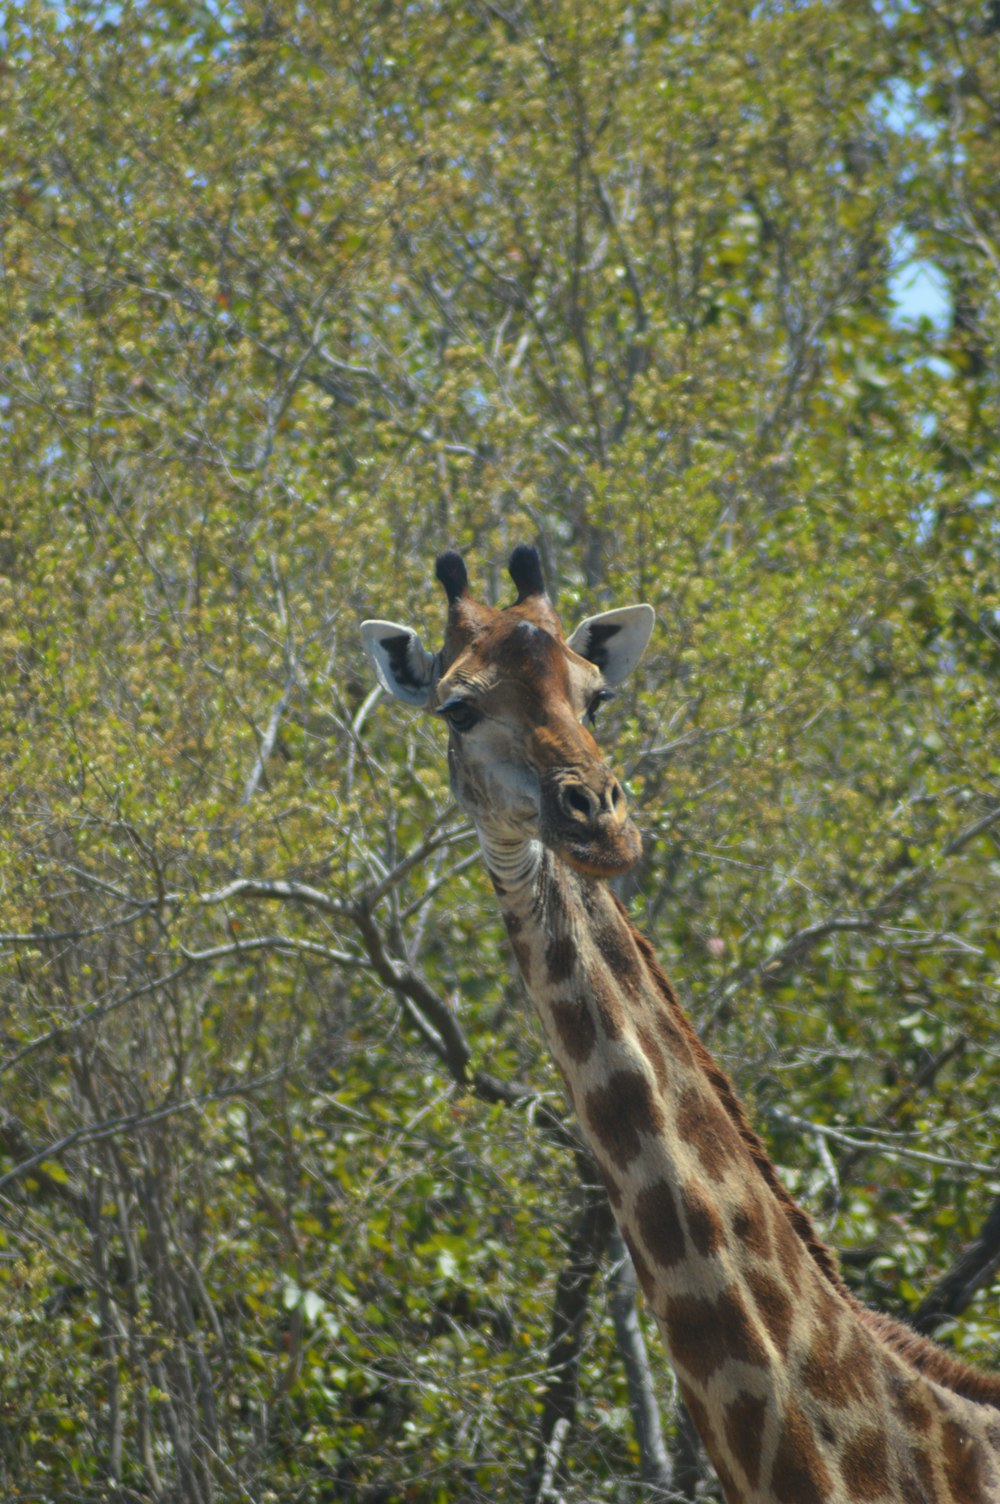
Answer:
[
  {"xmin": 610, "ymin": 780, "xmax": 626, "ymax": 816},
  {"xmin": 561, "ymin": 783, "xmax": 597, "ymax": 821}
]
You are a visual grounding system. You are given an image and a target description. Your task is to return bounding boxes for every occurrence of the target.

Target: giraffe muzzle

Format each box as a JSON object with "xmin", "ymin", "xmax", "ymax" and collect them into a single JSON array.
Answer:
[
  {"xmin": 542, "ymin": 771, "xmax": 641, "ymax": 877},
  {"xmin": 556, "ymin": 775, "xmax": 628, "ymax": 825}
]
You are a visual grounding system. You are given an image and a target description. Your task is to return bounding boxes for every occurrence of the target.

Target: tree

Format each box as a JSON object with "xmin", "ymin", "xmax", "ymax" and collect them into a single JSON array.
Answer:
[{"xmin": 1, "ymin": 2, "xmax": 997, "ymax": 1499}]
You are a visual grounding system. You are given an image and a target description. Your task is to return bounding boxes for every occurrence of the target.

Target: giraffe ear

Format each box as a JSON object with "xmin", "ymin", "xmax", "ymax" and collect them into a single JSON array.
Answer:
[
  {"xmin": 567, "ymin": 605, "xmax": 655, "ymax": 686},
  {"xmin": 361, "ymin": 620, "xmax": 441, "ymax": 707}
]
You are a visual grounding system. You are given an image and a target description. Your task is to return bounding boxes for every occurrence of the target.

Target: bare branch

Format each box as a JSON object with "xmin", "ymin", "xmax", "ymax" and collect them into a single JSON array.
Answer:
[
  {"xmin": 0, "ymin": 1111, "xmax": 89, "ymax": 1213},
  {"xmin": 703, "ymin": 803, "xmax": 1000, "ymax": 1025},
  {"xmin": 192, "ymin": 877, "xmax": 350, "ymax": 919},
  {"xmin": 179, "ymin": 935, "xmax": 366, "ymax": 968},
  {"xmin": 1, "ymin": 963, "xmax": 193, "ymax": 1077},
  {"xmin": 527, "ymin": 1191, "xmax": 615, "ymax": 1503},
  {"xmin": 0, "ymin": 1065, "xmax": 297, "ymax": 1194},
  {"xmin": 0, "ymin": 907, "xmax": 161, "ymax": 945},
  {"xmin": 911, "ymin": 1194, "xmax": 1000, "ymax": 1337},
  {"xmin": 241, "ymin": 673, "xmax": 297, "ymax": 805},
  {"xmin": 833, "ymin": 1034, "xmax": 967, "ymax": 1188},
  {"xmin": 362, "ymin": 816, "xmax": 476, "ymax": 910},
  {"xmin": 608, "ymin": 1227, "xmax": 673, "ymax": 1498},
  {"xmin": 765, "ymin": 1106, "xmax": 996, "ymax": 1177},
  {"xmin": 533, "ymin": 1417, "xmax": 570, "ymax": 1504}
]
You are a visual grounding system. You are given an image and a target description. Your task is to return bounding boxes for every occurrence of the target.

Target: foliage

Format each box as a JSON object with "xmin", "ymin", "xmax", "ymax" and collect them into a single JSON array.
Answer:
[{"xmin": 1, "ymin": 1, "xmax": 998, "ymax": 1499}]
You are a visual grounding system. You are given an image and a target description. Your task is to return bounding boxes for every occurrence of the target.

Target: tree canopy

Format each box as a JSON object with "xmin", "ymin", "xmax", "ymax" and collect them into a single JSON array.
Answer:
[{"xmin": 1, "ymin": 2, "xmax": 998, "ymax": 1499}]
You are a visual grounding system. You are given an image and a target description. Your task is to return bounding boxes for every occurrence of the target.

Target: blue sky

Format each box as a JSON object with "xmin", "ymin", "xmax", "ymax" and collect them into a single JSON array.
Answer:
[{"xmin": 889, "ymin": 238, "xmax": 951, "ymax": 332}]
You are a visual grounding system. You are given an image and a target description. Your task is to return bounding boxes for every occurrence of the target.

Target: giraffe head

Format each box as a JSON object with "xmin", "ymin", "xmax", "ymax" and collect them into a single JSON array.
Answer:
[{"xmin": 361, "ymin": 547, "xmax": 654, "ymax": 877}]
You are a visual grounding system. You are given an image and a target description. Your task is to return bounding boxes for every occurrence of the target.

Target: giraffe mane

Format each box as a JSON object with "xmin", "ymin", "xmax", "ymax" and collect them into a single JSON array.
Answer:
[{"xmin": 617, "ymin": 900, "xmax": 1000, "ymax": 1413}]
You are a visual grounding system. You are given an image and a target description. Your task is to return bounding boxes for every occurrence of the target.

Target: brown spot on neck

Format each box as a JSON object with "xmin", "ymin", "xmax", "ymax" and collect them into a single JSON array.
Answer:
[
  {"xmin": 724, "ymin": 1391, "xmax": 768, "ymax": 1491},
  {"xmin": 593, "ymin": 917, "xmax": 643, "ymax": 991},
  {"xmin": 663, "ymin": 1285, "xmax": 769, "ymax": 1386},
  {"xmin": 841, "ymin": 1427, "xmax": 891, "ymax": 1500},
  {"xmin": 801, "ymin": 1325, "xmax": 875, "ymax": 1410},
  {"xmin": 680, "ymin": 1179, "xmax": 725, "ymax": 1258},
  {"xmin": 549, "ymin": 997, "xmax": 598, "ymax": 1064},
  {"xmin": 769, "ymin": 1399, "xmax": 833, "ymax": 1504},
  {"xmin": 907, "ymin": 1445, "xmax": 942, "ymax": 1503},
  {"xmin": 545, "ymin": 935, "xmax": 578, "ymax": 983},
  {"xmin": 745, "ymin": 1268, "xmax": 794, "ymax": 1357},
  {"xmin": 676, "ymin": 1085, "xmax": 743, "ymax": 1182},
  {"xmin": 590, "ymin": 969, "xmax": 626, "ymax": 1039},
  {"xmin": 732, "ymin": 1196, "xmax": 775, "ymax": 1262},
  {"xmin": 888, "ymin": 1370, "xmax": 934, "ymax": 1432},
  {"xmin": 636, "ymin": 1021, "xmax": 669, "ymax": 1090},
  {"xmin": 942, "ymin": 1418, "xmax": 990, "ymax": 1500},
  {"xmin": 632, "ymin": 1177, "xmax": 687, "ymax": 1271},
  {"xmin": 583, "ymin": 1069, "xmax": 665, "ymax": 1167},
  {"xmin": 622, "ymin": 1227, "xmax": 654, "ymax": 1296}
]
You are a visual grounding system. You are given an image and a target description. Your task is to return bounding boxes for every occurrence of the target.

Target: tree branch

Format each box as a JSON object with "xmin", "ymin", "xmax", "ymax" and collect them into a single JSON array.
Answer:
[
  {"xmin": 0, "ymin": 1066, "xmax": 296, "ymax": 1194},
  {"xmin": 832, "ymin": 1034, "xmax": 967, "ymax": 1188},
  {"xmin": 608, "ymin": 1227, "xmax": 672, "ymax": 1498},
  {"xmin": 526, "ymin": 1189, "xmax": 615, "ymax": 1502},
  {"xmin": 178, "ymin": 935, "xmax": 367, "ymax": 967},
  {"xmin": 764, "ymin": 1105, "xmax": 995, "ymax": 1177},
  {"xmin": 703, "ymin": 803, "xmax": 1000, "ymax": 1028},
  {"xmin": 241, "ymin": 672, "xmax": 297, "ymax": 805},
  {"xmin": 910, "ymin": 1193, "xmax": 1000, "ymax": 1337}
]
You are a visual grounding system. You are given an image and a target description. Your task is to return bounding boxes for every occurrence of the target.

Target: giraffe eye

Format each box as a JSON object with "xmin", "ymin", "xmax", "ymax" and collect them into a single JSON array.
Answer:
[
  {"xmin": 439, "ymin": 696, "xmax": 482, "ymax": 733},
  {"xmin": 585, "ymin": 689, "xmax": 616, "ymax": 726}
]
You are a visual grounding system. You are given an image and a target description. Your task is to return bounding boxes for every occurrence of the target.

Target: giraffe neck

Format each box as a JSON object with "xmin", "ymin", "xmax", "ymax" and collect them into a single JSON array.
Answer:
[{"xmin": 482, "ymin": 834, "xmax": 1000, "ymax": 1504}]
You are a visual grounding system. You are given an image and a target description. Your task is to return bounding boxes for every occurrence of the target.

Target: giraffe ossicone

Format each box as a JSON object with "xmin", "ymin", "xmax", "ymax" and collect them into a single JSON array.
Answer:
[{"xmin": 362, "ymin": 546, "xmax": 1000, "ymax": 1504}]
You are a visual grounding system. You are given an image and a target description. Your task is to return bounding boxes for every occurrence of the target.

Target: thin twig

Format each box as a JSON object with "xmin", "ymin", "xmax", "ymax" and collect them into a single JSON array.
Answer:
[{"xmin": 765, "ymin": 1106, "xmax": 995, "ymax": 1177}]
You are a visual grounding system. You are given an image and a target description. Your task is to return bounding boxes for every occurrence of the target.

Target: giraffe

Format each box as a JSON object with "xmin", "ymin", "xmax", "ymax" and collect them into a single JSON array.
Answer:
[{"xmin": 361, "ymin": 545, "xmax": 1000, "ymax": 1504}]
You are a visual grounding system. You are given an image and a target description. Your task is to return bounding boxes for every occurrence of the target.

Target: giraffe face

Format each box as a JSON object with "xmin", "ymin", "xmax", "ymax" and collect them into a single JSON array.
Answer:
[{"xmin": 362, "ymin": 548, "xmax": 655, "ymax": 878}]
